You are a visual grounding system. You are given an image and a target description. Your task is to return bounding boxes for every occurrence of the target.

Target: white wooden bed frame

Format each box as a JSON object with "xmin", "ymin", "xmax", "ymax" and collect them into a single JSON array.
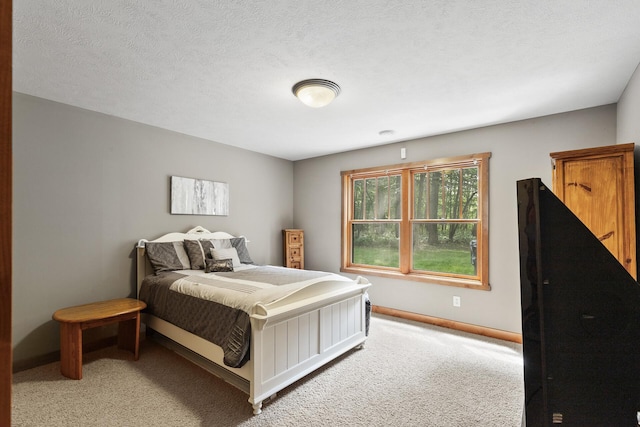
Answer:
[{"xmin": 136, "ymin": 226, "xmax": 370, "ymax": 415}]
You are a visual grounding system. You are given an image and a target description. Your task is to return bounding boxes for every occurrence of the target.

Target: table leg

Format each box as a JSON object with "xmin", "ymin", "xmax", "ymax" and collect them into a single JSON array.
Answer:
[
  {"xmin": 117, "ymin": 313, "xmax": 140, "ymax": 360},
  {"xmin": 59, "ymin": 322, "xmax": 82, "ymax": 380}
]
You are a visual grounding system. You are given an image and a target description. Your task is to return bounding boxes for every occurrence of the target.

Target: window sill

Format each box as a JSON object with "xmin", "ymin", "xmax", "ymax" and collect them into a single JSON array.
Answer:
[{"xmin": 341, "ymin": 266, "xmax": 490, "ymax": 290}]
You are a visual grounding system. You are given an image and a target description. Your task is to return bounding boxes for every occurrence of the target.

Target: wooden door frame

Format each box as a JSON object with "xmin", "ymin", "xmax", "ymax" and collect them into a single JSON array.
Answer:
[{"xmin": 1, "ymin": 0, "xmax": 12, "ymax": 424}]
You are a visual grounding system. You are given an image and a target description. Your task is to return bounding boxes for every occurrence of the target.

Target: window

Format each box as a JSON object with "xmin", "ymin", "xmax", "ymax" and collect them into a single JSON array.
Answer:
[{"xmin": 341, "ymin": 153, "xmax": 490, "ymax": 289}]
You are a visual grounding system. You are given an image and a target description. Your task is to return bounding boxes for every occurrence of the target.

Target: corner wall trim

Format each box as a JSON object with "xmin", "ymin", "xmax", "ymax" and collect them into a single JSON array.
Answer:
[{"xmin": 372, "ymin": 305, "xmax": 522, "ymax": 344}]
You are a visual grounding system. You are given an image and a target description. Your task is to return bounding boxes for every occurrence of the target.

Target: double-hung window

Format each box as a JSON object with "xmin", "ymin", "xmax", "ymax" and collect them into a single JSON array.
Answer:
[{"xmin": 341, "ymin": 152, "xmax": 490, "ymax": 289}]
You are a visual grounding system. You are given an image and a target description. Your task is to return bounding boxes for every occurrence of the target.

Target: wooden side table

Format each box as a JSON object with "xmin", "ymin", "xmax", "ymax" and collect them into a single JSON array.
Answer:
[{"xmin": 52, "ymin": 298, "xmax": 147, "ymax": 380}]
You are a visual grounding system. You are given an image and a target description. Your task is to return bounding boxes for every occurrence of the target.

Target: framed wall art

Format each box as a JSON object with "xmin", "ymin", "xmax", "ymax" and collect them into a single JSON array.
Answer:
[{"xmin": 170, "ymin": 176, "xmax": 229, "ymax": 216}]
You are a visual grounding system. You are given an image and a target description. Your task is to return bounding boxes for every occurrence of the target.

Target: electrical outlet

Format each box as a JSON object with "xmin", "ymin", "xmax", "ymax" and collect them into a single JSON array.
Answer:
[{"xmin": 453, "ymin": 296, "xmax": 461, "ymax": 307}]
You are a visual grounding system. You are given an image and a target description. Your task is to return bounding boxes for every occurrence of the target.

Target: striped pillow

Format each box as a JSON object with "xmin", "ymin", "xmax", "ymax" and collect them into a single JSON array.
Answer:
[
  {"xmin": 145, "ymin": 241, "xmax": 190, "ymax": 273},
  {"xmin": 183, "ymin": 239, "xmax": 214, "ymax": 270},
  {"xmin": 210, "ymin": 237, "xmax": 254, "ymax": 264}
]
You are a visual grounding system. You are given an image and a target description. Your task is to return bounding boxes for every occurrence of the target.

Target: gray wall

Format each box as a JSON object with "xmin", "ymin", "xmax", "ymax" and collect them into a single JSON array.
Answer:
[
  {"xmin": 617, "ymin": 60, "xmax": 640, "ymax": 291},
  {"xmin": 12, "ymin": 93, "xmax": 294, "ymax": 363},
  {"xmin": 293, "ymin": 105, "xmax": 617, "ymax": 334},
  {"xmin": 618, "ymin": 62, "xmax": 640, "ymax": 144}
]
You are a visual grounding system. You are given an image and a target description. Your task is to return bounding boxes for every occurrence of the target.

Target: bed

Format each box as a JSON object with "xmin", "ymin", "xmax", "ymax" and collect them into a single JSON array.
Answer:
[{"xmin": 136, "ymin": 226, "xmax": 371, "ymax": 414}]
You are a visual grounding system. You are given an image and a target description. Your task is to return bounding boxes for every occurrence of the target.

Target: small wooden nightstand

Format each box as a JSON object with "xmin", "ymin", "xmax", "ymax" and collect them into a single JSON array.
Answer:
[
  {"xmin": 283, "ymin": 229, "xmax": 304, "ymax": 269},
  {"xmin": 52, "ymin": 298, "xmax": 147, "ymax": 380}
]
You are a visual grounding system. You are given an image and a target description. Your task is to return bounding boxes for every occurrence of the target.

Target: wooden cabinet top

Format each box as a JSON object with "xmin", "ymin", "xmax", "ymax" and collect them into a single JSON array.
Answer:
[{"xmin": 550, "ymin": 142, "xmax": 634, "ymax": 160}]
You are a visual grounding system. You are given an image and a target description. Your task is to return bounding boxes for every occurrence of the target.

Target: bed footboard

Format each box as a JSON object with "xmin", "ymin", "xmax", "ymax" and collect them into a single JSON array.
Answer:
[{"xmin": 249, "ymin": 285, "xmax": 369, "ymax": 414}]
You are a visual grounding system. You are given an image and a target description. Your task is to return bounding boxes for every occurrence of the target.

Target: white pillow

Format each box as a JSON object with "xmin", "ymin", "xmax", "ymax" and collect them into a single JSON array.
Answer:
[{"xmin": 211, "ymin": 247, "xmax": 241, "ymax": 268}]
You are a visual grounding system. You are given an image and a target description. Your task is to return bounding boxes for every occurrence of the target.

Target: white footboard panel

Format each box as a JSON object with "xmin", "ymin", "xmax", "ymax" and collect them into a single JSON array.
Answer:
[{"xmin": 250, "ymin": 292, "xmax": 367, "ymax": 411}]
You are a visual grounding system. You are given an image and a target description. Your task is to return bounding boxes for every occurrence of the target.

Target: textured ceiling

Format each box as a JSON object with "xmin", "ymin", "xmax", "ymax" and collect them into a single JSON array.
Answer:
[{"xmin": 13, "ymin": 1, "xmax": 640, "ymax": 160}]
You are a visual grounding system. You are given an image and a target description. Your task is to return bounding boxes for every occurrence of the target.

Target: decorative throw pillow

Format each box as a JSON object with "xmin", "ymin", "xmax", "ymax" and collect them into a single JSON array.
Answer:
[
  {"xmin": 211, "ymin": 239, "xmax": 233, "ymax": 249},
  {"xmin": 205, "ymin": 258, "xmax": 234, "ymax": 273},
  {"xmin": 231, "ymin": 237, "xmax": 254, "ymax": 264},
  {"xmin": 211, "ymin": 237, "xmax": 254, "ymax": 264},
  {"xmin": 145, "ymin": 241, "xmax": 191, "ymax": 273},
  {"xmin": 211, "ymin": 247, "xmax": 241, "ymax": 268},
  {"xmin": 184, "ymin": 239, "xmax": 208, "ymax": 269}
]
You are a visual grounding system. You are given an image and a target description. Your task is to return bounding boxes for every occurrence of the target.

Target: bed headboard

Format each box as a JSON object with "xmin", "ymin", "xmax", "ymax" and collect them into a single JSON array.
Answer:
[{"xmin": 136, "ymin": 226, "xmax": 238, "ymax": 296}]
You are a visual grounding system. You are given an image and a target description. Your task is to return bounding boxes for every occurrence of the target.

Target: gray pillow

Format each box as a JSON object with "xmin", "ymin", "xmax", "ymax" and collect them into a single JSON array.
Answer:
[
  {"xmin": 183, "ymin": 239, "xmax": 211, "ymax": 270},
  {"xmin": 231, "ymin": 237, "xmax": 254, "ymax": 264},
  {"xmin": 209, "ymin": 237, "xmax": 254, "ymax": 264},
  {"xmin": 211, "ymin": 239, "xmax": 233, "ymax": 249},
  {"xmin": 145, "ymin": 241, "xmax": 190, "ymax": 273}
]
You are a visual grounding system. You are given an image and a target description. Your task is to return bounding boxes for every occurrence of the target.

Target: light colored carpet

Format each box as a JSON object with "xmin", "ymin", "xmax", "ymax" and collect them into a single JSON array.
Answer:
[{"xmin": 12, "ymin": 314, "xmax": 524, "ymax": 426}]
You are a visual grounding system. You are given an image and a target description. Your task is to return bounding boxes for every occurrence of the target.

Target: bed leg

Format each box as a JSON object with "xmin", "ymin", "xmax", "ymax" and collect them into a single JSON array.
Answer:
[{"xmin": 252, "ymin": 402, "xmax": 262, "ymax": 415}]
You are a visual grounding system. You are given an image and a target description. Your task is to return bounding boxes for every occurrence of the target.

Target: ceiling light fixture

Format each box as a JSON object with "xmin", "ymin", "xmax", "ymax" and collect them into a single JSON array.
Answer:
[{"xmin": 292, "ymin": 79, "xmax": 341, "ymax": 108}]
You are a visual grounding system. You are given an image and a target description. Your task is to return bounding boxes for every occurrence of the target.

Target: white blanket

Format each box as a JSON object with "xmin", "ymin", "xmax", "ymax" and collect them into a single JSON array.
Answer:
[{"xmin": 168, "ymin": 265, "xmax": 355, "ymax": 314}]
